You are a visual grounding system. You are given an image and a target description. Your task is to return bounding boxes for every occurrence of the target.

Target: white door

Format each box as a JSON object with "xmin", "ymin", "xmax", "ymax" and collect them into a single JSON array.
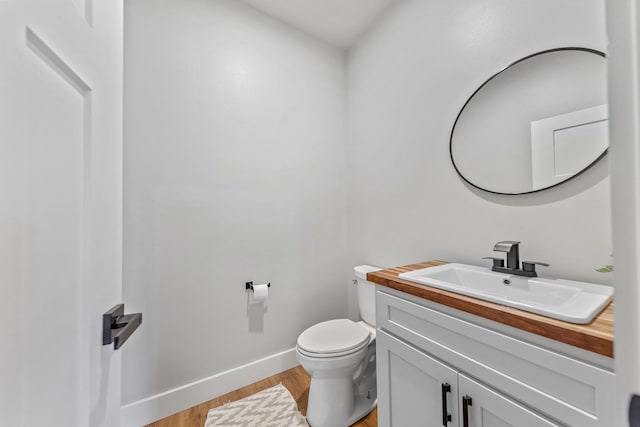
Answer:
[
  {"xmin": 377, "ymin": 330, "xmax": 459, "ymax": 427},
  {"xmin": 0, "ymin": 0, "xmax": 124, "ymax": 426},
  {"xmin": 606, "ymin": 1, "xmax": 640, "ymax": 426}
]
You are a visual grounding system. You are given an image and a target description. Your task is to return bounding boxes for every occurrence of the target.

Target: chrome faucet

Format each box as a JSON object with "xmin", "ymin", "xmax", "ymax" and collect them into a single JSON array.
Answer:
[{"xmin": 483, "ymin": 241, "xmax": 549, "ymax": 277}]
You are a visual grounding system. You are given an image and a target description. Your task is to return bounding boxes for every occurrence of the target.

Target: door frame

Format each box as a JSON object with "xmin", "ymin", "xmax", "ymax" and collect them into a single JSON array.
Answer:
[{"xmin": 606, "ymin": 0, "xmax": 640, "ymax": 425}]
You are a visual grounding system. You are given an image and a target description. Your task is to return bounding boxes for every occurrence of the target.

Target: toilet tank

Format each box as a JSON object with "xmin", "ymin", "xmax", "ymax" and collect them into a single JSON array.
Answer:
[{"xmin": 354, "ymin": 265, "xmax": 382, "ymax": 327}]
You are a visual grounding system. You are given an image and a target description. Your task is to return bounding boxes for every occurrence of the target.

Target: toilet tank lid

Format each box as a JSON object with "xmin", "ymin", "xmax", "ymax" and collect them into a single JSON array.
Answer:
[{"xmin": 354, "ymin": 265, "xmax": 383, "ymax": 280}]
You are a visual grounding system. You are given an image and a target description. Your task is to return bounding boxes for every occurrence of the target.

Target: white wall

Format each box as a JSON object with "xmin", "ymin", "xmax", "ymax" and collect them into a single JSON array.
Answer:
[
  {"xmin": 346, "ymin": 0, "xmax": 610, "ymax": 317},
  {"xmin": 123, "ymin": 0, "xmax": 612, "ymax": 422},
  {"xmin": 123, "ymin": 0, "xmax": 348, "ymax": 420}
]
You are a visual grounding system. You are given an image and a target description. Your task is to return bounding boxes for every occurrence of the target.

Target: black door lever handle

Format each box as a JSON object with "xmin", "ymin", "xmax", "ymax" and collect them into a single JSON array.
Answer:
[
  {"xmin": 103, "ymin": 304, "xmax": 142, "ymax": 350},
  {"xmin": 630, "ymin": 394, "xmax": 640, "ymax": 427}
]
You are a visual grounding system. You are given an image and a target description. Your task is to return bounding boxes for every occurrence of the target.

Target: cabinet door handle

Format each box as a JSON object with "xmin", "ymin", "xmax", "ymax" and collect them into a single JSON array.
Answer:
[
  {"xmin": 441, "ymin": 383, "xmax": 452, "ymax": 425},
  {"xmin": 462, "ymin": 395, "xmax": 473, "ymax": 427}
]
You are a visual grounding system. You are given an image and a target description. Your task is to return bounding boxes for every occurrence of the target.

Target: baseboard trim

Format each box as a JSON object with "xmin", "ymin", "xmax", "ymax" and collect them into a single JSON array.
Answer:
[{"xmin": 121, "ymin": 348, "xmax": 299, "ymax": 427}]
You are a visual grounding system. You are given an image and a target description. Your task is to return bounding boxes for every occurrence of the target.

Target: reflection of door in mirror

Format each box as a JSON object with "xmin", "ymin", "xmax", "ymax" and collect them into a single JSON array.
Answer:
[
  {"xmin": 450, "ymin": 48, "xmax": 607, "ymax": 195},
  {"xmin": 531, "ymin": 104, "xmax": 608, "ymax": 189}
]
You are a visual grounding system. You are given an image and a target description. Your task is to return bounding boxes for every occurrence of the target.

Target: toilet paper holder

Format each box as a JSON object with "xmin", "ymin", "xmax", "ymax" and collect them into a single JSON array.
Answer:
[{"xmin": 245, "ymin": 281, "xmax": 271, "ymax": 291}]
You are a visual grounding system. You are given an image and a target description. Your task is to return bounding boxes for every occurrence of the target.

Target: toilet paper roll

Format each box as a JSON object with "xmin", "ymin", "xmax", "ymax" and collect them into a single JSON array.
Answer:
[{"xmin": 250, "ymin": 283, "xmax": 269, "ymax": 305}]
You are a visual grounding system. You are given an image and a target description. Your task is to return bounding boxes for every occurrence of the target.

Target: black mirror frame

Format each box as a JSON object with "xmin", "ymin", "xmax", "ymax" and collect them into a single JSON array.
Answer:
[{"xmin": 449, "ymin": 47, "xmax": 607, "ymax": 195}]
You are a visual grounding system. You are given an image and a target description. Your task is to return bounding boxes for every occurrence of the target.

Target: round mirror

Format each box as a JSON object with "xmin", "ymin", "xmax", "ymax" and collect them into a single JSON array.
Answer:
[{"xmin": 450, "ymin": 48, "xmax": 608, "ymax": 195}]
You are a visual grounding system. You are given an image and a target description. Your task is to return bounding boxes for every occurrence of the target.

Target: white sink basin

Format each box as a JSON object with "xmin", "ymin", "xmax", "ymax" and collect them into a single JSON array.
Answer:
[{"xmin": 398, "ymin": 263, "xmax": 613, "ymax": 324}]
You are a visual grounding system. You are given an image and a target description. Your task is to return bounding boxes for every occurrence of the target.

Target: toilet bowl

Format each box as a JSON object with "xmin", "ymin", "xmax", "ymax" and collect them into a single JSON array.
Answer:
[{"xmin": 296, "ymin": 265, "xmax": 381, "ymax": 427}]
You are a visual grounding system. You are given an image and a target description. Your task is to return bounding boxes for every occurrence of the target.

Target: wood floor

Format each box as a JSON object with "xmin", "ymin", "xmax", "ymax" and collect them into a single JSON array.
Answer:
[{"xmin": 145, "ymin": 365, "xmax": 377, "ymax": 427}]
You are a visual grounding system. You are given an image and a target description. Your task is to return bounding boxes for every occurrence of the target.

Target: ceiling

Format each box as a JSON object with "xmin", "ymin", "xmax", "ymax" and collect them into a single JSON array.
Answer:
[{"xmin": 240, "ymin": 0, "xmax": 393, "ymax": 48}]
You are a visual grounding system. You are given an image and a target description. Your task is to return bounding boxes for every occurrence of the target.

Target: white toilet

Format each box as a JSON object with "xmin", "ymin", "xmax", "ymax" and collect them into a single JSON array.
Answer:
[{"xmin": 296, "ymin": 265, "xmax": 381, "ymax": 427}]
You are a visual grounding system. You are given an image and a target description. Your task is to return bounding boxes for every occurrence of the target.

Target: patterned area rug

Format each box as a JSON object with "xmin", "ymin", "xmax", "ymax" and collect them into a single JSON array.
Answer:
[{"xmin": 204, "ymin": 384, "xmax": 309, "ymax": 427}]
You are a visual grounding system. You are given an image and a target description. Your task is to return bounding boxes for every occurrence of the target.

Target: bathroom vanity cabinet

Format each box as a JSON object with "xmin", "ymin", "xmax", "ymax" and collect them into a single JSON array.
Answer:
[
  {"xmin": 378, "ymin": 328, "xmax": 562, "ymax": 426},
  {"xmin": 375, "ymin": 286, "xmax": 615, "ymax": 427}
]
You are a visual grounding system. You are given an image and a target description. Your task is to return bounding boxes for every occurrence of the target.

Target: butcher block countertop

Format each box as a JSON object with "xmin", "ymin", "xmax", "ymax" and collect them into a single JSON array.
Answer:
[{"xmin": 367, "ymin": 260, "xmax": 614, "ymax": 358}]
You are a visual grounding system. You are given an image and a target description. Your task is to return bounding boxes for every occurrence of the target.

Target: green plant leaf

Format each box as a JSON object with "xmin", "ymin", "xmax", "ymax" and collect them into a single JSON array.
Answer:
[{"xmin": 595, "ymin": 265, "xmax": 614, "ymax": 273}]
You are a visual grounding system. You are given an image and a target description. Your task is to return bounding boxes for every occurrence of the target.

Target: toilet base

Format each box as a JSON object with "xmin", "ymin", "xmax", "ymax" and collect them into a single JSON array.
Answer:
[
  {"xmin": 344, "ymin": 394, "xmax": 377, "ymax": 426},
  {"xmin": 305, "ymin": 363, "xmax": 377, "ymax": 427},
  {"xmin": 306, "ymin": 393, "xmax": 376, "ymax": 427}
]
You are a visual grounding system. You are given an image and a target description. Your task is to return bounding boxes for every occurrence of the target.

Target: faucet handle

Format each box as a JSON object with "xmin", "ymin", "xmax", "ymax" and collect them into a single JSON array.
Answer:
[
  {"xmin": 482, "ymin": 256, "xmax": 505, "ymax": 268},
  {"xmin": 521, "ymin": 261, "xmax": 549, "ymax": 275},
  {"xmin": 493, "ymin": 241, "xmax": 521, "ymax": 252}
]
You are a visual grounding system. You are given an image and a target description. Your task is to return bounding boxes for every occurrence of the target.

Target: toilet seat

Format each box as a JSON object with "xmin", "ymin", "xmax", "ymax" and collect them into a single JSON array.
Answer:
[{"xmin": 297, "ymin": 319, "xmax": 370, "ymax": 358}]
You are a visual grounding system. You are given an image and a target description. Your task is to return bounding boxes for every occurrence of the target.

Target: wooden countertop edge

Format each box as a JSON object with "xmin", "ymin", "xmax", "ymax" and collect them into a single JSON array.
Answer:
[{"xmin": 368, "ymin": 261, "xmax": 614, "ymax": 358}]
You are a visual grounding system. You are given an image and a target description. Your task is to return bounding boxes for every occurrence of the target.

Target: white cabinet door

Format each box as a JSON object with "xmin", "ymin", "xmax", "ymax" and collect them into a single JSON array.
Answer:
[
  {"xmin": 0, "ymin": 0, "xmax": 123, "ymax": 426},
  {"xmin": 378, "ymin": 330, "xmax": 459, "ymax": 427},
  {"xmin": 458, "ymin": 374, "xmax": 562, "ymax": 427}
]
